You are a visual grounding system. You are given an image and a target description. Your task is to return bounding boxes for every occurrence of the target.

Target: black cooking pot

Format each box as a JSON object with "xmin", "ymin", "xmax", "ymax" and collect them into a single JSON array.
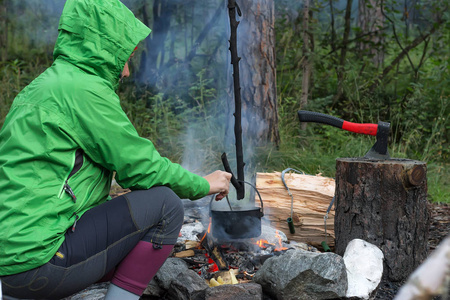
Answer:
[{"xmin": 210, "ymin": 181, "xmax": 264, "ymax": 240}]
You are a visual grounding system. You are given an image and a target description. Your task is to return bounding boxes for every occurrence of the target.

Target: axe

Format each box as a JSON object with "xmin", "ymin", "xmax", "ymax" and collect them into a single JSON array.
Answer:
[{"xmin": 298, "ymin": 110, "xmax": 391, "ymax": 160}]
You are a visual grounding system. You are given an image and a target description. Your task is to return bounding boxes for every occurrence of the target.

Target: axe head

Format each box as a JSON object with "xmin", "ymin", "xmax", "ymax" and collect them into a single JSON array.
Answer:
[{"xmin": 364, "ymin": 121, "xmax": 391, "ymax": 160}]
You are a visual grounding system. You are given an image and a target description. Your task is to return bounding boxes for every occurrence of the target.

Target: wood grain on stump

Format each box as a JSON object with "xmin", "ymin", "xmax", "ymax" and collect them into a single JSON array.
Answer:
[{"xmin": 334, "ymin": 158, "xmax": 429, "ymax": 282}]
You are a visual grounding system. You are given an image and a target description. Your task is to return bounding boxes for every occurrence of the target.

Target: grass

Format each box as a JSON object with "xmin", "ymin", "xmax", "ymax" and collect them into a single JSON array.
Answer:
[
  {"xmin": 427, "ymin": 163, "xmax": 450, "ymax": 204},
  {"xmin": 0, "ymin": 54, "xmax": 447, "ymax": 204}
]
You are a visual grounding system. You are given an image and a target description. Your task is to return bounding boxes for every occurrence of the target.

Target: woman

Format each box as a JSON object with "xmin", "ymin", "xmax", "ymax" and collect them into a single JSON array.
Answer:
[{"xmin": 0, "ymin": 0, "xmax": 231, "ymax": 299}]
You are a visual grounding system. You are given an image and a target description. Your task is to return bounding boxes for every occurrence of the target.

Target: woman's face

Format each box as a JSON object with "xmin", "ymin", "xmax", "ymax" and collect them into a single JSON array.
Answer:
[{"xmin": 120, "ymin": 51, "xmax": 135, "ymax": 82}]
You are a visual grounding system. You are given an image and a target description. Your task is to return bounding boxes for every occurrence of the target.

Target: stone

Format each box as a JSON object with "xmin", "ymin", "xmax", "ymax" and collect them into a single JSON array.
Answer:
[
  {"xmin": 205, "ymin": 283, "xmax": 263, "ymax": 300},
  {"xmin": 344, "ymin": 239, "xmax": 384, "ymax": 299},
  {"xmin": 147, "ymin": 258, "xmax": 190, "ymax": 291},
  {"xmin": 259, "ymin": 224, "xmax": 288, "ymax": 244},
  {"xmin": 253, "ymin": 249, "xmax": 347, "ymax": 300},
  {"xmin": 142, "ymin": 278, "xmax": 164, "ymax": 299},
  {"xmin": 177, "ymin": 221, "xmax": 205, "ymax": 243},
  {"xmin": 64, "ymin": 282, "xmax": 108, "ymax": 300},
  {"xmin": 166, "ymin": 270, "xmax": 209, "ymax": 300}
]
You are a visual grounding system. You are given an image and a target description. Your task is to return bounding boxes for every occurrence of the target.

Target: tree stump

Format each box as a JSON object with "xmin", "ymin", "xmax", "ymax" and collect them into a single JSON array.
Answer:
[{"xmin": 334, "ymin": 158, "xmax": 429, "ymax": 282}]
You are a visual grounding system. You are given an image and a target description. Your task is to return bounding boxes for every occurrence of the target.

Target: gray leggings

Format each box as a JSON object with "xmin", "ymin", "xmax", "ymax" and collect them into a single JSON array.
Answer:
[{"xmin": 1, "ymin": 186, "xmax": 184, "ymax": 300}]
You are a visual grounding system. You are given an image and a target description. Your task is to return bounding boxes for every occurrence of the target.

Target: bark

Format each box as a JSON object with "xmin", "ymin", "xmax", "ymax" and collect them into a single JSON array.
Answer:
[
  {"xmin": 357, "ymin": 0, "xmax": 385, "ymax": 67},
  {"xmin": 138, "ymin": 0, "xmax": 175, "ymax": 85},
  {"xmin": 300, "ymin": 0, "xmax": 312, "ymax": 128},
  {"xmin": 334, "ymin": 158, "xmax": 429, "ymax": 282},
  {"xmin": 0, "ymin": 0, "xmax": 7, "ymax": 62},
  {"xmin": 335, "ymin": 0, "xmax": 353, "ymax": 102},
  {"xmin": 226, "ymin": 0, "xmax": 280, "ymax": 149},
  {"xmin": 329, "ymin": 0, "xmax": 337, "ymax": 53},
  {"xmin": 227, "ymin": 1, "xmax": 245, "ymax": 199}
]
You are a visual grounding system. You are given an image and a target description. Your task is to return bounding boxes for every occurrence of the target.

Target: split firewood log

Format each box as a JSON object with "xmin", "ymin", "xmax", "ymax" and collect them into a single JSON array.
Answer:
[{"xmin": 256, "ymin": 172, "xmax": 335, "ymax": 249}]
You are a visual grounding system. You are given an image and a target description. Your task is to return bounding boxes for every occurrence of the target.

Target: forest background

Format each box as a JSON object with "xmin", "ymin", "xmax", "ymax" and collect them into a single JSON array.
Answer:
[{"xmin": 0, "ymin": 0, "xmax": 448, "ymax": 203}]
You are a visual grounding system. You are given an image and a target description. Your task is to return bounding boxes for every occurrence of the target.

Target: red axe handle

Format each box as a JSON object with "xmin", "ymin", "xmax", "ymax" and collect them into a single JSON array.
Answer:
[{"xmin": 298, "ymin": 111, "xmax": 378, "ymax": 136}]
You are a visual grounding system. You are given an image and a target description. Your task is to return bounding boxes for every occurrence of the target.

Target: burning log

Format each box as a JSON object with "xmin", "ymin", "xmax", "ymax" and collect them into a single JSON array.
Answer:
[
  {"xmin": 174, "ymin": 249, "xmax": 207, "ymax": 258},
  {"xmin": 208, "ymin": 269, "xmax": 240, "ymax": 287},
  {"xmin": 185, "ymin": 240, "xmax": 200, "ymax": 249},
  {"xmin": 200, "ymin": 228, "xmax": 229, "ymax": 271},
  {"xmin": 255, "ymin": 172, "xmax": 335, "ymax": 249}
]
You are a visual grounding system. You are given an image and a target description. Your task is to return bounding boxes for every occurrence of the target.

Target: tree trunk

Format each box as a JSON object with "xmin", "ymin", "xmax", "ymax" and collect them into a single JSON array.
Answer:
[
  {"xmin": 334, "ymin": 158, "xmax": 430, "ymax": 282},
  {"xmin": 300, "ymin": 0, "xmax": 311, "ymax": 128},
  {"xmin": 0, "ymin": 0, "xmax": 8, "ymax": 62},
  {"xmin": 138, "ymin": 0, "xmax": 175, "ymax": 85},
  {"xmin": 226, "ymin": 0, "xmax": 279, "ymax": 149},
  {"xmin": 357, "ymin": 0, "xmax": 385, "ymax": 67},
  {"xmin": 334, "ymin": 0, "xmax": 353, "ymax": 102}
]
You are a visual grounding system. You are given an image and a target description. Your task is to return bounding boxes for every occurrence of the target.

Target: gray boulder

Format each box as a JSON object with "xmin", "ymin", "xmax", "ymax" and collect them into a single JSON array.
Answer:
[
  {"xmin": 253, "ymin": 249, "xmax": 347, "ymax": 300},
  {"xmin": 143, "ymin": 257, "xmax": 190, "ymax": 297},
  {"xmin": 205, "ymin": 283, "xmax": 263, "ymax": 300},
  {"xmin": 166, "ymin": 270, "xmax": 209, "ymax": 300}
]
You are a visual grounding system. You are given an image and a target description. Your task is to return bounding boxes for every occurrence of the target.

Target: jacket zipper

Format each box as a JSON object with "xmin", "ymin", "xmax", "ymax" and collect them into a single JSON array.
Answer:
[
  {"xmin": 59, "ymin": 149, "xmax": 84, "ymax": 203},
  {"xmin": 64, "ymin": 183, "xmax": 77, "ymax": 203},
  {"xmin": 71, "ymin": 213, "xmax": 79, "ymax": 232}
]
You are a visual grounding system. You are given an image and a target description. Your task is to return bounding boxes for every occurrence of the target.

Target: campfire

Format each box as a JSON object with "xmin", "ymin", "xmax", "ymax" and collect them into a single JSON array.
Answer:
[{"xmin": 173, "ymin": 210, "xmax": 309, "ymax": 288}]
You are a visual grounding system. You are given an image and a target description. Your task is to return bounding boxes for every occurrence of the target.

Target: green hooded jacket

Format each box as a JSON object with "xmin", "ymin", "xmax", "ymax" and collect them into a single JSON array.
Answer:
[{"xmin": 0, "ymin": 0, "xmax": 210, "ymax": 276}]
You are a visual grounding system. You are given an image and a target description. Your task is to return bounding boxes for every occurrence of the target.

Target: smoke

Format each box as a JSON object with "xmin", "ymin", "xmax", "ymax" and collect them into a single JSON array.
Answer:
[
  {"xmin": 6, "ymin": 0, "xmax": 65, "ymax": 54},
  {"xmin": 8, "ymin": 0, "xmax": 269, "ymax": 203}
]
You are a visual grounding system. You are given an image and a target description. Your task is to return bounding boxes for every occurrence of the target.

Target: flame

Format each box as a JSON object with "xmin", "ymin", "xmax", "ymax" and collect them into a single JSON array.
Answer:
[
  {"xmin": 252, "ymin": 238, "xmax": 274, "ymax": 249},
  {"xmin": 243, "ymin": 271, "xmax": 255, "ymax": 278},
  {"xmin": 199, "ymin": 217, "xmax": 212, "ymax": 247},
  {"xmin": 256, "ymin": 239, "xmax": 269, "ymax": 248},
  {"xmin": 207, "ymin": 218, "xmax": 212, "ymax": 233},
  {"xmin": 274, "ymin": 230, "xmax": 288, "ymax": 251}
]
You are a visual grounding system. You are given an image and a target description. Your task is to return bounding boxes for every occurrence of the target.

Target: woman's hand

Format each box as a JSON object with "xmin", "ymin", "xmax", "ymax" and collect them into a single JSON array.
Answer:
[{"xmin": 203, "ymin": 170, "xmax": 232, "ymax": 200}]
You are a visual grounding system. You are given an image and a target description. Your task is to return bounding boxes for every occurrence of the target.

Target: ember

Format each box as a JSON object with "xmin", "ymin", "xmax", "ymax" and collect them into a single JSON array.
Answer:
[{"xmin": 174, "ymin": 216, "xmax": 294, "ymax": 286}]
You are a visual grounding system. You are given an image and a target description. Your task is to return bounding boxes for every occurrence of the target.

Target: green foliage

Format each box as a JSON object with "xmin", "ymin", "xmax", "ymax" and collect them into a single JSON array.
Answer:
[
  {"xmin": 273, "ymin": 0, "xmax": 449, "ymax": 202},
  {"xmin": 0, "ymin": 58, "xmax": 47, "ymax": 127},
  {"xmin": 0, "ymin": 0, "xmax": 447, "ymax": 203}
]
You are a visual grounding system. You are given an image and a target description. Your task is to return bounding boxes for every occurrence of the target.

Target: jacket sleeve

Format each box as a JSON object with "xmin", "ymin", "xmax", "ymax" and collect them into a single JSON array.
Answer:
[{"xmin": 64, "ymin": 85, "xmax": 210, "ymax": 200}]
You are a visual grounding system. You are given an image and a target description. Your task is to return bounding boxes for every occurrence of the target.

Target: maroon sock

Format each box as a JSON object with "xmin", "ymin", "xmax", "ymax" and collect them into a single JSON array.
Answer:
[{"xmin": 111, "ymin": 241, "xmax": 174, "ymax": 295}]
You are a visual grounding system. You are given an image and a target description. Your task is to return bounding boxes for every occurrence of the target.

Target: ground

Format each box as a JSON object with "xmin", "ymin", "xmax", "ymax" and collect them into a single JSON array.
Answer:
[{"xmin": 110, "ymin": 187, "xmax": 449, "ymax": 299}]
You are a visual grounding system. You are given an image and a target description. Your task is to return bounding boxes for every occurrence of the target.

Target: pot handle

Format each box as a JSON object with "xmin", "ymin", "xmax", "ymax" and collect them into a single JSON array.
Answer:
[
  {"xmin": 239, "ymin": 180, "xmax": 264, "ymax": 217},
  {"xmin": 209, "ymin": 181, "xmax": 264, "ymax": 217}
]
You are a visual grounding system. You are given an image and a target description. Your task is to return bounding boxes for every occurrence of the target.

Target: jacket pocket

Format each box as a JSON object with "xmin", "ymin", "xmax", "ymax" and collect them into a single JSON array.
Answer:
[{"xmin": 58, "ymin": 149, "xmax": 84, "ymax": 203}]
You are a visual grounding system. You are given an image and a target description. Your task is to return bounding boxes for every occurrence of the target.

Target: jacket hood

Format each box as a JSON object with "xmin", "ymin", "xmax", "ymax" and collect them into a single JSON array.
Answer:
[{"xmin": 53, "ymin": 0, "xmax": 151, "ymax": 86}]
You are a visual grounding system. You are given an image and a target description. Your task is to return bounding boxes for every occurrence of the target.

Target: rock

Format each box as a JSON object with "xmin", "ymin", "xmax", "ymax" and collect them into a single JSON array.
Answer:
[
  {"xmin": 145, "ymin": 258, "xmax": 190, "ymax": 292},
  {"xmin": 289, "ymin": 241, "xmax": 319, "ymax": 252},
  {"xmin": 142, "ymin": 278, "xmax": 164, "ymax": 299},
  {"xmin": 205, "ymin": 283, "xmax": 263, "ymax": 300},
  {"xmin": 177, "ymin": 221, "xmax": 205, "ymax": 243},
  {"xmin": 166, "ymin": 270, "xmax": 209, "ymax": 300},
  {"xmin": 253, "ymin": 249, "xmax": 347, "ymax": 300},
  {"xmin": 344, "ymin": 239, "xmax": 384, "ymax": 299},
  {"xmin": 259, "ymin": 224, "xmax": 288, "ymax": 244},
  {"xmin": 64, "ymin": 282, "xmax": 108, "ymax": 300}
]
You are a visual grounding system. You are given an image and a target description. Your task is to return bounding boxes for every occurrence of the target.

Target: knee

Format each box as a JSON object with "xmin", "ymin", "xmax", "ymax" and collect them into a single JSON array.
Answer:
[
  {"xmin": 125, "ymin": 187, "xmax": 184, "ymax": 230},
  {"xmin": 158, "ymin": 186, "xmax": 184, "ymax": 224}
]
